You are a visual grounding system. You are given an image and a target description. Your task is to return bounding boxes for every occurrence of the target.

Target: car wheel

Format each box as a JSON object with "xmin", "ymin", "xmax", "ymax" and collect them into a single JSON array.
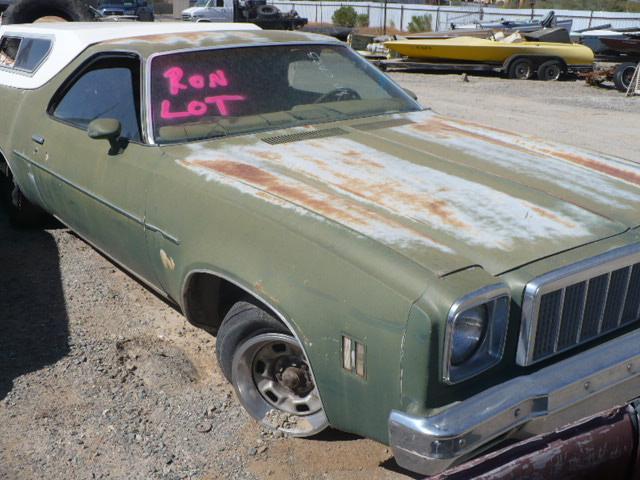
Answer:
[
  {"xmin": 508, "ymin": 58, "xmax": 534, "ymax": 80},
  {"xmin": 613, "ymin": 63, "xmax": 637, "ymax": 92},
  {"xmin": 2, "ymin": 0, "xmax": 97, "ymax": 24},
  {"xmin": 537, "ymin": 60, "xmax": 563, "ymax": 81},
  {"xmin": 216, "ymin": 301, "xmax": 329, "ymax": 437}
]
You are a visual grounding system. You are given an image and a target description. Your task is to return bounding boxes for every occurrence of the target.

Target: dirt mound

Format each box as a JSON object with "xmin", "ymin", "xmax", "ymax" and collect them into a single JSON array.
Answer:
[{"xmin": 115, "ymin": 337, "xmax": 199, "ymax": 392}]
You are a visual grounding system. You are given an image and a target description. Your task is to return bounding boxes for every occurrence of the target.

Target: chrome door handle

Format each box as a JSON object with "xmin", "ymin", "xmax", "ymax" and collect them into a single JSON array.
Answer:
[{"xmin": 31, "ymin": 135, "xmax": 45, "ymax": 145}]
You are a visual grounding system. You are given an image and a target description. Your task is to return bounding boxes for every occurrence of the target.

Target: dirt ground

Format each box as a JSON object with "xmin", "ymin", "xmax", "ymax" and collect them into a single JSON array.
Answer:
[
  {"xmin": 390, "ymin": 71, "xmax": 639, "ymax": 161},
  {"xmin": 1, "ymin": 73, "xmax": 639, "ymax": 480}
]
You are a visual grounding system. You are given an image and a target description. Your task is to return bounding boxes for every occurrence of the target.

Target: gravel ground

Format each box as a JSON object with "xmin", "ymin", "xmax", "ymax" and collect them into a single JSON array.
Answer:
[
  {"xmin": 1, "ymin": 72, "xmax": 639, "ymax": 480},
  {"xmin": 0, "ymin": 212, "xmax": 408, "ymax": 480},
  {"xmin": 390, "ymin": 71, "xmax": 640, "ymax": 161}
]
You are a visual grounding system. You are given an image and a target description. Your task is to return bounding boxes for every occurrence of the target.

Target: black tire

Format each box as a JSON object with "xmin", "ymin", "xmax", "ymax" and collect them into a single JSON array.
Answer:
[
  {"xmin": 537, "ymin": 60, "xmax": 564, "ymax": 81},
  {"xmin": 135, "ymin": 6, "xmax": 154, "ymax": 22},
  {"xmin": 508, "ymin": 58, "xmax": 534, "ymax": 80},
  {"xmin": 613, "ymin": 62, "xmax": 637, "ymax": 92},
  {"xmin": 3, "ymin": 0, "xmax": 97, "ymax": 24},
  {"xmin": 256, "ymin": 4, "xmax": 279, "ymax": 18},
  {"xmin": 1, "ymin": 176, "xmax": 45, "ymax": 227},
  {"xmin": 216, "ymin": 301, "xmax": 289, "ymax": 382}
]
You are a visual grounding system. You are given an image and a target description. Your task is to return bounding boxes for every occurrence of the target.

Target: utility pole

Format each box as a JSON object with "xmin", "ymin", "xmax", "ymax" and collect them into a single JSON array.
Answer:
[
  {"xmin": 529, "ymin": 0, "xmax": 535, "ymax": 20},
  {"xmin": 383, "ymin": 0, "xmax": 388, "ymax": 35}
]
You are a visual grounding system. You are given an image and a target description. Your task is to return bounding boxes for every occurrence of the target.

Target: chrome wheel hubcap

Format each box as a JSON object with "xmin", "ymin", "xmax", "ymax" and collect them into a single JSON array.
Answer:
[{"xmin": 232, "ymin": 333, "xmax": 328, "ymax": 436}]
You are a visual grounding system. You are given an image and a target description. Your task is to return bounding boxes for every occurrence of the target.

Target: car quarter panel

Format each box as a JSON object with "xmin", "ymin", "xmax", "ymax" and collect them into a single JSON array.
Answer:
[{"xmin": 0, "ymin": 86, "xmax": 47, "ymax": 208}]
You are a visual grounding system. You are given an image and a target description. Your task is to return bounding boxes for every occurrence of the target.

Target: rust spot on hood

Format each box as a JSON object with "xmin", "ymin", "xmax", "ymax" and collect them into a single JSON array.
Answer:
[
  {"xmin": 256, "ymin": 144, "xmax": 469, "ymax": 230},
  {"xmin": 529, "ymin": 206, "xmax": 575, "ymax": 228},
  {"xmin": 539, "ymin": 148, "xmax": 640, "ymax": 186},
  {"xmin": 184, "ymin": 158, "xmax": 450, "ymax": 251},
  {"xmin": 415, "ymin": 116, "xmax": 640, "ymax": 187},
  {"xmin": 413, "ymin": 118, "xmax": 539, "ymax": 158},
  {"xmin": 190, "ymin": 159, "xmax": 379, "ymax": 226},
  {"xmin": 252, "ymin": 151, "xmax": 283, "ymax": 162}
]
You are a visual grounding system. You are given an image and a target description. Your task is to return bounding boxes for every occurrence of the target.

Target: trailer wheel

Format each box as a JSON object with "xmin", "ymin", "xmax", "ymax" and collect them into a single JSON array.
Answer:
[
  {"xmin": 613, "ymin": 63, "xmax": 637, "ymax": 92},
  {"xmin": 537, "ymin": 60, "xmax": 563, "ymax": 81},
  {"xmin": 508, "ymin": 58, "xmax": 534, "ymax": 80},
  {"xmin": 2, "ymin": 0, "xmax": 96, "ymax": 24}
]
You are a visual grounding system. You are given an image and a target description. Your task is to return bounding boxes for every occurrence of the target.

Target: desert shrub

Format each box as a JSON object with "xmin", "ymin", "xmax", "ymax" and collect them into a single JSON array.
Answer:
[
  {"xmin": 408, "ymin": 15, "xmax": 432, "ymax": 33},
  {"xmin": 332, "ymin": 6, "xmax": 358, "ymax": 27}
]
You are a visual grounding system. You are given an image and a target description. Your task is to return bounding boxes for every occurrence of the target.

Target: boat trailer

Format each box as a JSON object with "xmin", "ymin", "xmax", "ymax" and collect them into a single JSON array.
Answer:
[
  {"xmin": 580, "ymin": 57, "xmax": 640, "ymax": 94},
  {"xmin": 375, "ymin": 55, "xmax": 593, "ymax": 81}
]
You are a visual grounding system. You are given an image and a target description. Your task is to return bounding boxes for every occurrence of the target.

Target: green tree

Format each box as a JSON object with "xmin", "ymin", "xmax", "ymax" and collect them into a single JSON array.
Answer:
[
  {"xmin": 408, "ymin": 14, "xmax": 433, "ymax": 33},
  {"xmin": 332, "ymin": 6, "xmax": 358, "ymax": 27}
]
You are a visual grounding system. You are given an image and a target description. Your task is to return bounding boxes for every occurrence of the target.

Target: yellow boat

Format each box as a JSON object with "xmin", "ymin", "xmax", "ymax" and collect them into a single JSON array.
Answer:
[{"xmin": 384, "ymin": 35, "xmax": 594, "ymax": 67}]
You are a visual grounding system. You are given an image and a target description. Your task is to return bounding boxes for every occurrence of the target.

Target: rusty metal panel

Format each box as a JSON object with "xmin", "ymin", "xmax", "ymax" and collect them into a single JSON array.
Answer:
[{"xmin": 433, "ymin": 407, "xmax": 637, "ymax": 480}]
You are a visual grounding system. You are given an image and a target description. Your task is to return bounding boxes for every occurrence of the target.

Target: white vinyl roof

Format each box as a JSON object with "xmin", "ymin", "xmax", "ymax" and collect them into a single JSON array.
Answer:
[{"xmin": 0, "ymin": 22, "xmax": 261, "ymax": 89}]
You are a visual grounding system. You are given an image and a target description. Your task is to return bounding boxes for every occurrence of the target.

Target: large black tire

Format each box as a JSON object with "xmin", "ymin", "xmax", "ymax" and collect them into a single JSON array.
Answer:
[
  {"xmin": 216, "ymin": 301, "xmax": 289, "ymax": 382},
  {"xmin": 135, "ymin": 6, "xmax": 154, "ymax": 22},
  {"xmin": 3, "ymin": 0, "xmax": 96, "ymax": 24},
  {"xmin": 256, "ymin": 4, "xmax": 279, "ymax": 18},
  {"xmin": 537, "ymin": 59, "xmax": 564, "ymax": 81},
  {"xmin": 613, "ymin": 63, "xmax": 637, "ymax": 93},
  {"xmin": 0, "ymin": 173, "xmax": 45, "ymax": 227},
  {"xmin": 508, "ymin": 57, "xmax": 534, "ymax": 80}
]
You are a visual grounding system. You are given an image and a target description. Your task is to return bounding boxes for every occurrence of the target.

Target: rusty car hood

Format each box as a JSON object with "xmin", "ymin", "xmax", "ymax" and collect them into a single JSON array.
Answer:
[{"xmin": 166, "ymin": 110, "xmax": 640, "ymax": 277}]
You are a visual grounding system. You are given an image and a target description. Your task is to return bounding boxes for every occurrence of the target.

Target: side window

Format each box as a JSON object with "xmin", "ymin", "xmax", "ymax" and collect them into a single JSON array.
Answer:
[
  {"xmin": 52, "ymin": 59, "xmax": 142, "ymax": 142},
  {"xmin": 216, "ymin": 0, "xmax": 224, "ymax": 7},
  {"xmin": 14, "ymin": 38, "xmax": 51, "ymax": 72},
  {"xmin": 0, "ymin": 36, "xmax": 52, "ymax": 73},
  {"xmin": 0, "ymin": 37, "xmax": 21, "ymax": 69}
]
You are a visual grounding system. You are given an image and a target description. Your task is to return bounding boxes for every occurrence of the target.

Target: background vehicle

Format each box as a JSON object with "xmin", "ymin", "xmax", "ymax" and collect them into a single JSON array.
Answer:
[
  {"xmin": 0, "ymin": 0, "xmax": 153, "ymax": 24},
  {"xmin": 181, "ymin": 0, "xmax": 307, "ymax": 30},
  {"xmin": 96, "ymin": 0, "xmax": 154, "ymax": 21}
]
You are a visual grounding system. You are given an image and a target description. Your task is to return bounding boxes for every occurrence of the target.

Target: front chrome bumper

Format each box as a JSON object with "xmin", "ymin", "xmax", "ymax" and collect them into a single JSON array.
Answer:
[{"xmin": 389, "ymin": 328, "xmax": 640, "ymax": 476}]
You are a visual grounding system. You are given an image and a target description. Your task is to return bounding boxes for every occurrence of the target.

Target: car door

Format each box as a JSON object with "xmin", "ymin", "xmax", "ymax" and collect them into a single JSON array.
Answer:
[{"xmin": 33, "ymin": 53, "xmax": 160, "ymax": 288}]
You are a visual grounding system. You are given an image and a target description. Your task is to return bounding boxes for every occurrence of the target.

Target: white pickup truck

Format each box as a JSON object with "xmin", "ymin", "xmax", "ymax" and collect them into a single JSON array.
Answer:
[{"xmin": 181, "ymin": 0, "xmax": 307, "ymax": 30}]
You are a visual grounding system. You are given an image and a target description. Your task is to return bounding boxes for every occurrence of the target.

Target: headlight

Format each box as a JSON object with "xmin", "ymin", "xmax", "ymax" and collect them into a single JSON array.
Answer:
[
  {"xmin": 450, "ymin": 304, "xmax": 487, "ymax": 365},
  {"xmin": 443, "ymin": 285, "xmax": 510, "ymax": 384}
]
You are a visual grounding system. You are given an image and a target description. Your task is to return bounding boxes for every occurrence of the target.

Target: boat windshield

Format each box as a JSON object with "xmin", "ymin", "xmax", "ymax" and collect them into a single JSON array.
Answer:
[{"xmin": 149, "ymin": 44, "xmax": 420, "ymax": 144}]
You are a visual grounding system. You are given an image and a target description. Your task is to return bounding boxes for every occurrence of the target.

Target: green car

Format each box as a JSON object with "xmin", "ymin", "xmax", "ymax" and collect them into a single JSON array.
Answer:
[{"xmin": 2, "ymin": 22, "xmax": 640, "ymax": 477}]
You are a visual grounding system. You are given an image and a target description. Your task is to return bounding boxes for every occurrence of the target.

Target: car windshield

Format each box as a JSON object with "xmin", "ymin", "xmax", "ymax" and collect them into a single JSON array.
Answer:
[
  {"xmin": 193, "ymin": 0, "xmax": 210, "ymax": 6},
  {"xmin": 149, "ymin": 44, "xmax": 420, "ymax": 144}
]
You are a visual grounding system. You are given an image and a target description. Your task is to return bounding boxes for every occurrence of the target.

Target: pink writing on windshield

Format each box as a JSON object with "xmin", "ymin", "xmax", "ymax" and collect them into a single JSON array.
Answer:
[
  {"xmin": 164, "ymin": 67, "xmax": 229, "ymax": 96},
  {"xmin": 160, "ymin": 66, "xmax": 244, "ymax": 119},
  {"xmin": 161, "ymin": 95, "xmax": 245, "ymax": 119}
]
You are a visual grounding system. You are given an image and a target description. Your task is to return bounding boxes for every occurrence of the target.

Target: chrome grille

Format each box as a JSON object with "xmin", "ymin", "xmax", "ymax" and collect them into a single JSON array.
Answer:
[{"xmin": 517, "ymin": 244, "xmax": 640, "ymax": 366}]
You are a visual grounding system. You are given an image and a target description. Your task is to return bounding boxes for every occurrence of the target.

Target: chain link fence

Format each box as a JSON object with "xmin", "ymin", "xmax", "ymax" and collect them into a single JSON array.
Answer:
[{"xmin": 271, "ymin": 1, "xmax": 640, "ymax": 32}]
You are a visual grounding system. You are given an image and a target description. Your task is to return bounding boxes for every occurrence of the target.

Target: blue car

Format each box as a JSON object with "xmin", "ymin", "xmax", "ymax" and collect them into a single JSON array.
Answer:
[{"xmin": 97, "ymin": 0, "xmax": 154, "ymax": 21}]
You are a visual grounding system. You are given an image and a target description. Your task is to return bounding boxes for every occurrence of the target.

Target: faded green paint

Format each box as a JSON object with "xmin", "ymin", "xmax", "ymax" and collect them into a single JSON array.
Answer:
[{"xmin": 1, "ymin": 29, "xmax": 639, "ymax": 446}]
